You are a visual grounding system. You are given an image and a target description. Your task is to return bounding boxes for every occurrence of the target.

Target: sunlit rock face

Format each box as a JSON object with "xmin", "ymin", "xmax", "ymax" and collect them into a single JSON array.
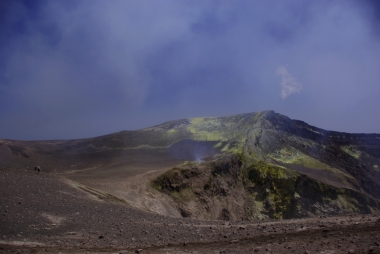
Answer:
[{"xmin": 1, "ymin": 110, "xmax": 380, "ymax": 219}]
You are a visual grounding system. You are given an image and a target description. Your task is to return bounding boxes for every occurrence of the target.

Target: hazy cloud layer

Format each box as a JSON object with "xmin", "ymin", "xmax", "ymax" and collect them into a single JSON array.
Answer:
[{"xmin": 0, "ymin": 0, "xmax": 380, "ymax": 140}]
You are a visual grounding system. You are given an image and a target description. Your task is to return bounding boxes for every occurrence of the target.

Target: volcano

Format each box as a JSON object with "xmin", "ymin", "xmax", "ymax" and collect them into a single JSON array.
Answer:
[{"xmin": 1, "ymin": 110, "xmax": 379, "ymax": 220}]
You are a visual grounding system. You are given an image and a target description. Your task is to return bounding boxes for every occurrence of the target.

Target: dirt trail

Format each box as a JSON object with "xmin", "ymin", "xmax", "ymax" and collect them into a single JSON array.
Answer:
[{"xmin": 64, "ymin": 162, "xmax": 182, "ymax": 217}]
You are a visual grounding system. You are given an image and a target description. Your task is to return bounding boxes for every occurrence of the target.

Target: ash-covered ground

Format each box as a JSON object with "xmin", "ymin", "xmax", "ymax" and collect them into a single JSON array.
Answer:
[{"xmin": 1, "ymin": 168, "xmax": 380, "ymax": 254}]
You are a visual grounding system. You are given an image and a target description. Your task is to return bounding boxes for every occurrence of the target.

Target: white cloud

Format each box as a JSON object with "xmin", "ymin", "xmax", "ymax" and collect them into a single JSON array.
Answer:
[{"xmin": 276, "ymin": 66, "xmax": 303, "ymax": 99}]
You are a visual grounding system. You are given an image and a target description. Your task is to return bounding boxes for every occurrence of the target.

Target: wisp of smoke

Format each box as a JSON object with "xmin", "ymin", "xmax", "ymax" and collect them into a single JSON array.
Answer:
[
  {"xmin": 276, "ymin": 66, "xmax": 303, "ymax": 99},
  {"xmin": 168, "ymin": 140, "xmax": 216, "ymax": 162},
  {"xmin": 194, "ymin": 153, "xmax": 203, "ymax": 163}
]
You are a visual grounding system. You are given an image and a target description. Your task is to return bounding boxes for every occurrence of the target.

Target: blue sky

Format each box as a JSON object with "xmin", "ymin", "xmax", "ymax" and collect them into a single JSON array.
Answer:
[{"xmin": 1, "ymin": 0, "xmax": 379, "ymax": 140}]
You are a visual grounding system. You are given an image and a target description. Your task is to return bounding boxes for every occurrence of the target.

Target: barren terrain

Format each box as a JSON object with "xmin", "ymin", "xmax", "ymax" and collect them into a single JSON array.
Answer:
[
  {"xmin": 1, "ymin": 111, "xmax": 380, "ymax": 253},
  {"xmin": 1, "ymin": 167, "xmax": 380, "ymax": 254}
]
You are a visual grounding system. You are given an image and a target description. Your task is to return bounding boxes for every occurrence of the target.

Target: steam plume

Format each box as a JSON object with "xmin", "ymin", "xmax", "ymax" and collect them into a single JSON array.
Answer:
[{"xmin": 276, "ymin": 66, "xmax": 303, "ymax": 99}]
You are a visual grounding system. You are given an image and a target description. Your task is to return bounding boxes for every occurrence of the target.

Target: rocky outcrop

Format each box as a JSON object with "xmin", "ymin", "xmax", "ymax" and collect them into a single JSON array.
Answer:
[{"xmin": 153, "ymin": 155, "xmax": 380, "ymax": 220}]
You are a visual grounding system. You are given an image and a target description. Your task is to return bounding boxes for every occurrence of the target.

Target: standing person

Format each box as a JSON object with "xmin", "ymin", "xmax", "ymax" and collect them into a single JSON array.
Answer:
[{"xmin": 35, "ymin": 166, "xmax": 41, "ymax": 174}]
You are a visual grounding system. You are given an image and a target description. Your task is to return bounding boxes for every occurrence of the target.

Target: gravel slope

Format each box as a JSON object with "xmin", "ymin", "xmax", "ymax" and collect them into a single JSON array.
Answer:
[{"xmin": 1, "ymin": 168, "xmax": 380, "ymax": 254}]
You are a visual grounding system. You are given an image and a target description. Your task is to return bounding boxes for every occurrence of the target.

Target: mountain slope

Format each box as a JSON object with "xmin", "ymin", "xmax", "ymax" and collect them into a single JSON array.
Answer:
[{"xmin": 1, "ymin": 110, "xmax": 379, "ymax": 219}]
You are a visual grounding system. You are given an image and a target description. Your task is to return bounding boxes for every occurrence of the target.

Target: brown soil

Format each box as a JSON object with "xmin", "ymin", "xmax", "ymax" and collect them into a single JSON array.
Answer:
[{"xmin": 1, "ymin": 168, "xmax": 380, "ymax": 254}]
